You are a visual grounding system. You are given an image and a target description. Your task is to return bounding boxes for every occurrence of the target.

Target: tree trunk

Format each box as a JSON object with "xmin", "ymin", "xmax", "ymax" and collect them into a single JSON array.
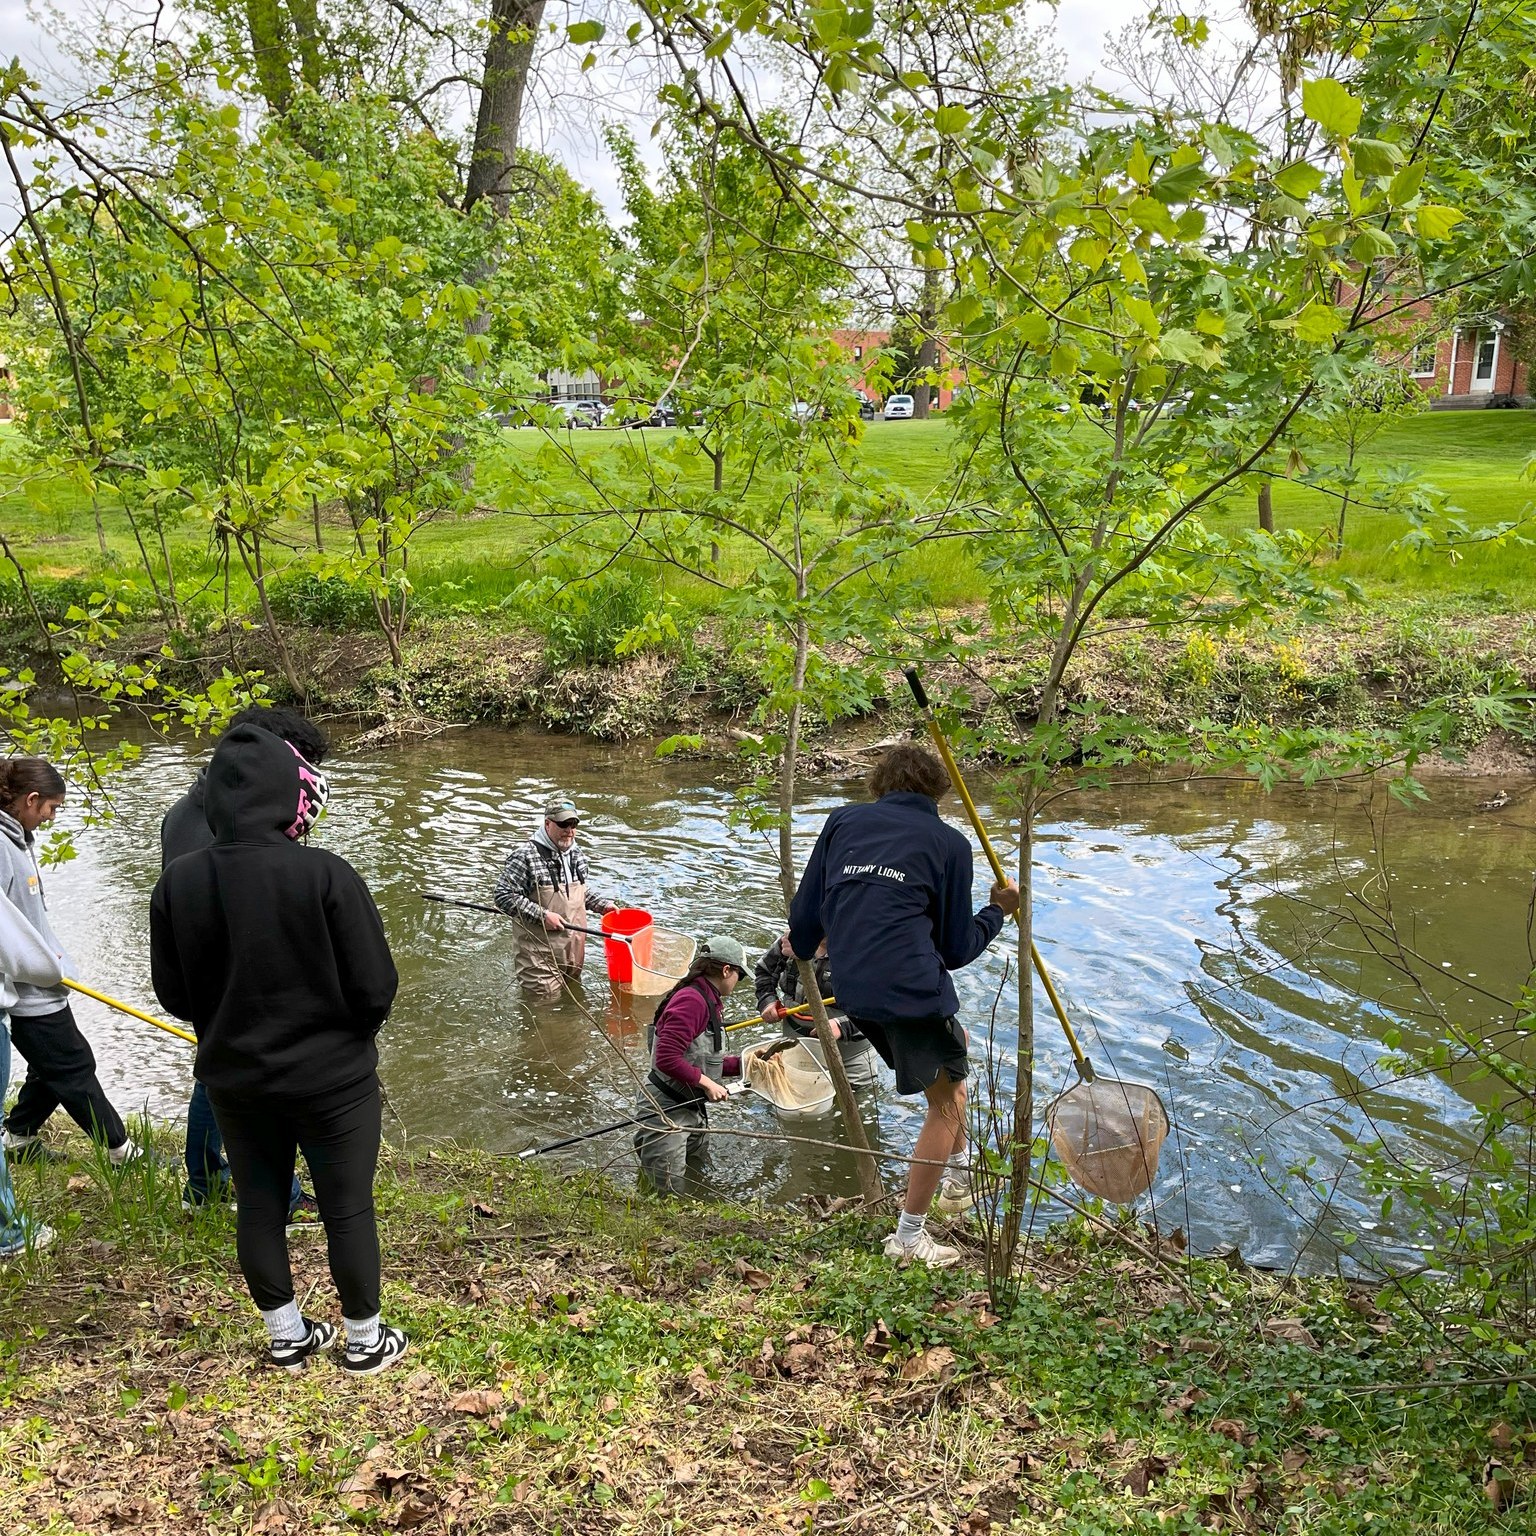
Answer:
[
  {"xmin": 464, "ymin": 0, "xmax": 546, "ymax": 216},
  {"xmin": 1257, "ymin": 479, "xmax": 1274, "ymax": 532},
  {"xmin": 286, "ymin": 0, "xmax": 326, "ymax": 90},
  {"xmin": 312, "ymin": 494, "xmax": 324, "ymax": 553},
  {"xmin": 237, "ymin": 528, "xmax": 306, "ymax": 700},
  {"xmin": 913, "ymin": 198, "xmax": 942, "ymax": 419},
  {"xmin": 244, "ymin": 0, "xmax": 295, "ymax": 115},
  {"xmin": 90, "ymin": 494, "xmax": 108, "ymax": 558},
  {"xmin": 778, "ymin": 613, "xmax": 883, "ymax": 1206},
  {"xmin": 995, "ymin": 807, "xmax": 1034, "ymax": 1298},
  {"xmin": 1334, "ymin": 491, "xmax": 1350, "ymax": 558}
]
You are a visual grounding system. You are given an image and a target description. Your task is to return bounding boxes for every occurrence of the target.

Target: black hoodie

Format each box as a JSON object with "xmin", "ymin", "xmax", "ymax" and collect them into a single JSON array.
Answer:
[{"xmin": 150, "ymin": 725, "xmax": 398, "ymax": 1099}]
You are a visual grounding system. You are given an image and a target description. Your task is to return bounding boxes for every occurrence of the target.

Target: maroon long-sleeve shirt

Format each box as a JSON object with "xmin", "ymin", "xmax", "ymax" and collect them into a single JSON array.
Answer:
[{"xmin": 652, "ymin": 979, "xmax": 742, "ymax": 1088}]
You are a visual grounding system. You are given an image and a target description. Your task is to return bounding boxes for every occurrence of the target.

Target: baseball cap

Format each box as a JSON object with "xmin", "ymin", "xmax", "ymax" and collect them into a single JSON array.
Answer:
[
  {"xmin": 544, "ymin": 795, "xmax": 580, "ymax": 824},
  {"xmin": 698, "ymin": 935, "xmax": 748, "ymax": 972}
]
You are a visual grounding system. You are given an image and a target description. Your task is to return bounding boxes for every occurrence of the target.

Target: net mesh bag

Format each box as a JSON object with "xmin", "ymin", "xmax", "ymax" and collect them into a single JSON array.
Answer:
[
  {"xmin": 1047, "ymin": 1078, "xmax": 1170, "ymax": 1203},
  {"xmin": 628, "ymin": 927, "xmax": 696, "ymax": 996}
]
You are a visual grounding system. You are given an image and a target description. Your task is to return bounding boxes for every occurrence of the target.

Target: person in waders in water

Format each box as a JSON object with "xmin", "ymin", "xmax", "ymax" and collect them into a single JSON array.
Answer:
[
  {"xmin": 633, "ymin": 937, "xmax": 748, "ymax": 1195},
  {"xmin": 493, "ymin": 795, "xmax": 617, "ymax": 999}
]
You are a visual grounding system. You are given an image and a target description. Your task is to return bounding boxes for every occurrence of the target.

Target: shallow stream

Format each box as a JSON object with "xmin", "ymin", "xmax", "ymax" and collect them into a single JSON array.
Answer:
[{"xmin": 28, "ymin": 730, "xmax": 1536, "ymax": 1270}]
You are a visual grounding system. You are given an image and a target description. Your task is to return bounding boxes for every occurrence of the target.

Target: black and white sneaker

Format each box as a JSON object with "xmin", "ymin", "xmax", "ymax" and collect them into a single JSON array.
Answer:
[
  {"xmin": 342, "ymin": 1324, "xmax": 409, "ymax": 1377},
  {"xmin": 268, "ymin": 1317, "xmax": 337, "ymax": 1372}
]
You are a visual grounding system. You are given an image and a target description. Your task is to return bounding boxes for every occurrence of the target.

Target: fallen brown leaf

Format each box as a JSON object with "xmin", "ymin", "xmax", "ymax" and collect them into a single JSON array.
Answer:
[
  {"xmin": 1484, "ymin": 1458, "xmax": 1516, "ymax": 1512},
  {"xmin": 446, "ymin": 1388, "xmax": 503, "ymax": 1417},
  {"xmin": 470, "ymin": 1201, "xmax": 498, "ymax": 1218},
  {"xmin": 1262, "ymin": 1317, "xmax": 1319, "ymax": 1349},
  {"xmin": 250, "ymin": 1497, "xmax": 300, "ymax": 1535},
  {"xmin": 782, "ymin": 1342, "xmax": 820, "ymax": 1377},
  {"xmin": 898, "ymin": 1345, "xmax": 958, "ymax": 1384},
  {"xmin": 1211, "ymin": 1418, "xmax": 1253, "ymax": 1445},
  {"xmin": 732, "ymin": 1256, "xmax": 771, "ymax": 1289},
  {"xmin": 1489, "ymin": 1421, "xmax": 1517, "ymax": 1453}
]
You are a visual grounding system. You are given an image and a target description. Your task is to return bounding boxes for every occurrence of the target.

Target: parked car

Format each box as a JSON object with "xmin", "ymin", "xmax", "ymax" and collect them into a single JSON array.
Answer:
[
  {"xmin": 883, "ymin": 393, "xmax": 915, "ymax": 420},
  {"xmin": 548, "ymin": 398, "xmax": 605, "ymax": 428},
  {"xmin": 646, "ymin": 402, "xmax": 678, "ymax": 427}
]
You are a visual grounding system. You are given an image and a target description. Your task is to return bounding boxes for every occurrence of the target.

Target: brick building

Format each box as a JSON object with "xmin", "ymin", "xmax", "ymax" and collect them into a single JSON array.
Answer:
[
  {"xmin": 1363, "ymin": 294, "xmax": 1530, "ymax": 408},
  {"xmin": 831, "ymin": 328, "xmax": 958, "ymax": 408}
]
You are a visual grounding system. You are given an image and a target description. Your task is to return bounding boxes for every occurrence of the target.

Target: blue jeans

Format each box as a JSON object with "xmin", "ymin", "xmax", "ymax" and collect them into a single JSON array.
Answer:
[
  {"xmin": 1, "ymin": 1016, "xmax": 29, "ymax": 1249},
  {"xmin": 186, "ymin": 1080, "xmax": 302, "ymax": 1213}
]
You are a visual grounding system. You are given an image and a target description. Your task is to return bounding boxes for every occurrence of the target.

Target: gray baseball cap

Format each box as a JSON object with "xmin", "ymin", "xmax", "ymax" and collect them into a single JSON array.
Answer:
[
  {"xmin": 543, "ymin": 795, "xmax": 580, "ymax": 824},
  {"xmin": 698, "ymin": 935, "xmax": 748, "ymax": 972}
]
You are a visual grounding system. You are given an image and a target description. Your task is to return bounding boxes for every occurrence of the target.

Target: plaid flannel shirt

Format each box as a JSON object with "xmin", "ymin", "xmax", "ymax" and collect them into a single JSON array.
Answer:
[{"xmin": 493, "ymin": 838, "xmax": 612, "ymax": 924}]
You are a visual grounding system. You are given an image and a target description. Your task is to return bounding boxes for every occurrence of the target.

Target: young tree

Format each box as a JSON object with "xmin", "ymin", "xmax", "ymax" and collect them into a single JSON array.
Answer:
[{"xmin": 624, "ymin": 0, "xmax": 1536, "ymax": 1294}]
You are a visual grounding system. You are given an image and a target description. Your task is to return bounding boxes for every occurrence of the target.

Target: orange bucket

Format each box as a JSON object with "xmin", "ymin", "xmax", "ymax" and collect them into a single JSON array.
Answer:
[{"xmin": 601, "ymin": 908, "xmax": 654, "ymax": 984}]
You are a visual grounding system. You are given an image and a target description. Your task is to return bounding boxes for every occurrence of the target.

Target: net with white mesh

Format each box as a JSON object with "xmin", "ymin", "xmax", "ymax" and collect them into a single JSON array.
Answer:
[
  {"xmin": 1046, "ymin": 1077, "xmax": 1170, "ymax": 1204},
  {"xmin": 627, "ymin": 927, "xmax": 696, "ymax": 996}
]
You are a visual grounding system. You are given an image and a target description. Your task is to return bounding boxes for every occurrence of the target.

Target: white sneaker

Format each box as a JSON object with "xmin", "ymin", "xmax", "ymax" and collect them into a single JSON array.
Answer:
[
  {"xmin": 882, "ymin": 1229, "xmax": 962, "ymax": 1269},
  {"xmin": 932, "ymin": 1178, "xmax": 975, "ymax": 1217},
  {"xmin": 0, "ymin": 1222, "xmax": 54, "ymax": 1260}
]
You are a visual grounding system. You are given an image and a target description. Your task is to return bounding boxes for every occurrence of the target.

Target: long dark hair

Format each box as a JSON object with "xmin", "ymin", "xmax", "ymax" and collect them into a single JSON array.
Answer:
[
  {"xmin": 0, "ymin": 758, "xmax": 65, "ymax": 812},
  {"xmin": 650, "ymin": 958, "xmax": 733, "ymax": 1039}
]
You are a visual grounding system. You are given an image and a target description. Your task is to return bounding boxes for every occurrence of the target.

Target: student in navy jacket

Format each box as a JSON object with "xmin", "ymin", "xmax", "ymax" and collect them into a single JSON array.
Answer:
[{"xmin": 790, "ymin": 743, "xmax": 1018, "ymax": 1267}]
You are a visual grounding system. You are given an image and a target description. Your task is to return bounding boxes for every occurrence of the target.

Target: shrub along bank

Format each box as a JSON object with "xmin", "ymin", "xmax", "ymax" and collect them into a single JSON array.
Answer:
[{"xmin": 0, "ymin": 1139, "xmax": 1528, "ymax": 1535}]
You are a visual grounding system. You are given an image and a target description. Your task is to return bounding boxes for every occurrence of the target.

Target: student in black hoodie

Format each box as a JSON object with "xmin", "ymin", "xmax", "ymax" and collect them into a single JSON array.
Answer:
[
  {"xmin": 160, "ymin": 705, "xmax": 327, "ymax": 1221},
  {"xmin": 150, "ymin": 724, "xmax": 406, "ymax": 1375}
]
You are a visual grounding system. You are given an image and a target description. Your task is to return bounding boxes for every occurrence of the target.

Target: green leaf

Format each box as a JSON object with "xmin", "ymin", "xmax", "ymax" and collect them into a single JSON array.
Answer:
[
  {"xmin": 1012, "ymin": 312, "xmax": 1051, "ymax": 348},
  {"xmin": 1350, "ymin": 226, "xmax": 1397, "ymax": 263},
  {"xmin": 566, "ymin": 20, "xmax": 605, "ymax": 44},
  {"xmin": 1049, "ymin": 341, "xmax": 1081, "ymax": 378},
  {"xmin": 1415, "ymin": 204, "xmax": 1463, "ymax": 239},
  {"xmin": 1272, "ymin": 161, "xmax": 1324, "ymax": 200},
  {"xmin": 1388, "ymin": 161, "xmax": 1427, "ymax": 205},
  {"xmin": 1122, "ymin": 295, "xmax": 1161, "ymax": 337},
  {"xmin": 1068, "ymin": 234, "xmax": 1108, "ymax": 271},
  {"xmin": 1301, "ymin": 77, "xmax": 1363, "ymax": 140},
  {"xmin": 1152, "ymin": 161, "xmax": 1206, "ymax": 202},
  {"xmin": 1351, "ymin": 138, "xmax": 1403, "ymax": 176},
  {"xmin": 1127, "ymin": 140, "xmax": 1152, "ymax": 186},
  {"xmin": 1288, "ymin": 300, "xmax": 1344, "ymax": 343},
  {"xmin": 1159, "ymin": 328, "xmax": 1212, "ymax": 366},
  {"xmin": 933, "ymin": 104, "xmax": 972, "ymax": 137}
]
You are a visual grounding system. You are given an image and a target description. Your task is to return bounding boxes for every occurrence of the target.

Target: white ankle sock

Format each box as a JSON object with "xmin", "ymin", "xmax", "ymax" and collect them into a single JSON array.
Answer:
[
  {"xmin": 260, "ymin": 1301, "xmax": 305, "ymax": 1342},
  {"xmin": 346, "ymin": 1313, "xmax": 381, "ymax": 1349},
  {"xmin": 108, "ymin": 1138, "xmax": 137, "ymax": 1165},
  {"xmin": 895, "ymin": 1210, "xmax": 926, "ymax": 1245}
]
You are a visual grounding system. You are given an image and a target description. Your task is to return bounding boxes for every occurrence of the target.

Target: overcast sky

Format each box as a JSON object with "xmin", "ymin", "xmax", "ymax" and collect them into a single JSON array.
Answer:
[{"xmin": 2, "ymin": 0, "xmax": 1158, "ymax": 219}]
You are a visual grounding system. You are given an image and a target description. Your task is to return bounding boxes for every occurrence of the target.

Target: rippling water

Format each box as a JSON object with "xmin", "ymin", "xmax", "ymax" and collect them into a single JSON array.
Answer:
[{"xmin": 27, "ymin": 729, "xmax": 1534, "ymax": 1269}]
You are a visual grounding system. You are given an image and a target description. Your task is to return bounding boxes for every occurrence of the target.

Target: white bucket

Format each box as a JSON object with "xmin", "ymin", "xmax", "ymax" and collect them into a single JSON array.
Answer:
[{"xmin": 741, "ymin": 1038, "xmax": 836, "ymax": 1120}]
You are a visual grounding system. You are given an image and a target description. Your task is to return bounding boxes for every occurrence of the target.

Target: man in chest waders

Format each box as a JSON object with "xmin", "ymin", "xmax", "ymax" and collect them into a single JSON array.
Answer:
[{"xmin": 494, "ymin": 796, "xmax": 617, "ymax": 998}]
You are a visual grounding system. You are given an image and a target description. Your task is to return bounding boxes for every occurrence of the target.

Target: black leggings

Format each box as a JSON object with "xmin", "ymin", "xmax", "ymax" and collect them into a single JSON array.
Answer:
[
  {"xmin": 210, "ymin": 1075, "xmax": 382, "ymax": 1320},
  {"xmin": 5, "ymin": 1005, "xmax": 128, "ymax": 1147}
]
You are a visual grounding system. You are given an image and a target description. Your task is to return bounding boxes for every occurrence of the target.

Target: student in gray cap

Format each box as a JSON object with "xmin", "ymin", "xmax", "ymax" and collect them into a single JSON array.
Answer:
[
  {"xmin": 493, "ymin": 794, "xmax": 617, "ymax": 998},
  {"xmin": 633, "ymin": 936, "xmax": 748, "ymax": 1195}
]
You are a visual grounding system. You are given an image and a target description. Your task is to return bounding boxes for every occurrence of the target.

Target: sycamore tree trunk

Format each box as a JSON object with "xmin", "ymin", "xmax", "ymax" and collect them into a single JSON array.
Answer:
[
  {"xmin": 464, "ymin": 0, "xmax": 546, "ymax": 216},
  {"xmin": 1258, "ymin": 479, "xmax": 1274, "ymax": 532},
  {"xmin": 778, "ymin": 610, "xmax": 884, "ymax": 1206}
]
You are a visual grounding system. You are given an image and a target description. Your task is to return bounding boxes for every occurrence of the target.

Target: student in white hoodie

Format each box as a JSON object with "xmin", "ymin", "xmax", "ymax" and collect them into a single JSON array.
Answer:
[
  {"xmin": 0, "ymin": 760, "xmax": 141, "ymax": 1165},
  {"xmin": 0, "ymin": 887, "xmax": 65, "ymax": 1257}
]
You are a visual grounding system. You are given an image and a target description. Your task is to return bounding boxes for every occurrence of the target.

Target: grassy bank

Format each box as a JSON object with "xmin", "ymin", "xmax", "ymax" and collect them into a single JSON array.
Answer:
[
  {"xmin": 4, "ymin": 414, "xmax": 1536, "ymax": 620},
  {"xmin": 0, "ymin": 1134, "xmax": 1529, "ymax": 1534}
]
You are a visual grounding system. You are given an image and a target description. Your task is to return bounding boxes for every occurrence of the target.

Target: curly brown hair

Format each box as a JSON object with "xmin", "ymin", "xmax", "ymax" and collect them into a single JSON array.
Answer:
[{"xmin": 868, "ymin": 742, "xmax": 950, "ymax": 800}]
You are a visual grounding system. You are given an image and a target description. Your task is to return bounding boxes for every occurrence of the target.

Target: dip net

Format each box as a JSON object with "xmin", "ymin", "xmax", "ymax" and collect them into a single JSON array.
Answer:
[
  {"xmin": 1046, "ymin": 1078, "xmax": 1170, "ymax": 1204},
  {"xmin": 626, "ymin": 927, "xmax": 696, "ymax": 997},
  {"xmin": 744, "ymin": 1040, "xmax": 834, "ymax": 1114}
]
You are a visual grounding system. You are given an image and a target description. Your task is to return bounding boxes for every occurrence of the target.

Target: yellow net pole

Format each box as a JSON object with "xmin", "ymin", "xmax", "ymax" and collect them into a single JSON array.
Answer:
[{"xmin": 62, "ymin": 978, "xmax": 196, "ymax": 1045}]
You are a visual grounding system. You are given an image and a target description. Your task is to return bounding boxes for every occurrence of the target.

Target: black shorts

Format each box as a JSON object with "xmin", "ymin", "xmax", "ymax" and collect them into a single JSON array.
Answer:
[{"xmin": 851, "ymin": 1015, "xmax": 968, "ymax": 1096}]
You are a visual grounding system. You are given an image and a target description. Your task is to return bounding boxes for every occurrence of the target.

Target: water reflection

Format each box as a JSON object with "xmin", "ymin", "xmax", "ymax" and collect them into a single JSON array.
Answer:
[{"xmin": 29, "ymin": 731, "xmax": 1534, "ymax": 1270}]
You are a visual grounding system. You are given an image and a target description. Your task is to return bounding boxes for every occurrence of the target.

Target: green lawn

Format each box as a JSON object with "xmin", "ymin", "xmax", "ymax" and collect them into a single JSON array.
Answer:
[{"xmin": 3, "ymin": 410, "xmax": 1535, "ymax": 621}]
